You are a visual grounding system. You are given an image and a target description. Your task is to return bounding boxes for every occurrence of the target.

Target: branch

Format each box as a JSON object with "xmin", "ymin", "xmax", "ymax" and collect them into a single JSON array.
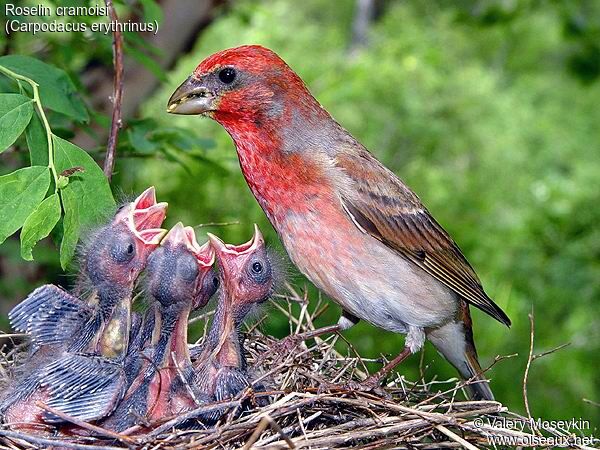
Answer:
[
  {"xmin": 74, "ymin": 0, "xmax": 224, "ymax": 151},
  {"xmin": 243, "ymin": 414, "xmax": 296, "ymax": 450},
  {"xmin": 103, "ymin": 0, "xmax": 124, "ymax": 181},
  {"xmin": 523, "ymin": 310, "xmax": 543, "ymax": 437},
  {"xmin": 144, "ymin": 398, "xmax": 243, "ymax": 438}
]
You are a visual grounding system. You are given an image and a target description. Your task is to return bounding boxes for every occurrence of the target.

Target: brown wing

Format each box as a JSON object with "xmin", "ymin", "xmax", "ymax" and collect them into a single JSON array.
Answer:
[{"xmin": 336, "ymin": 149, "xmax": 510, "ymax": 327}]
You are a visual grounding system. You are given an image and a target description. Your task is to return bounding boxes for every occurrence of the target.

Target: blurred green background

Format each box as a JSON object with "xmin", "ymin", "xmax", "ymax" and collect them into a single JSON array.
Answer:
[{"xmin": 1, "ymin": 0, "xmax": 598, "ymax": 427}]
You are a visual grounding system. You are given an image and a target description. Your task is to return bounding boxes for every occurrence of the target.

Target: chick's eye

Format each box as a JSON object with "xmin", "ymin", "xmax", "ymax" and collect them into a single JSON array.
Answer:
[
  {"xmin": 111, "ymin": 236, "xmax": 137, "ymax": 263},
  {"xmin": 246, "ymin": 256, "xmax": 271, "ymax": 285},
  {"xmin": 218, "ymin": 67, "xmax": 236, "ymax": 84},
  {"xmin": 252, "ymin": 261, "xmax": 263, "ymax": 273}
]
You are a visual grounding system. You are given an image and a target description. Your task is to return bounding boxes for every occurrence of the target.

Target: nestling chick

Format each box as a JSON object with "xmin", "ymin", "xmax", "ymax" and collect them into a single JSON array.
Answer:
[
  {"xmin": 193, "ymin": 225, "xmax": 276, "ymax": 416},
  {"xmin": 1, "ymin": 187, "xmax": 167, "ymax": 429},
  {"xmin": 103, "ymin": 223, "xmax": 216, "ymax": 432}
]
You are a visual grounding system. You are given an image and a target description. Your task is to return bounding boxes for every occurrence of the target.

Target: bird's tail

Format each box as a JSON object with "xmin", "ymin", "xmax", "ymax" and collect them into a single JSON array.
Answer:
[{"xmin": 427, "ymin": 301, "xmax": 495, "ymax": 401}]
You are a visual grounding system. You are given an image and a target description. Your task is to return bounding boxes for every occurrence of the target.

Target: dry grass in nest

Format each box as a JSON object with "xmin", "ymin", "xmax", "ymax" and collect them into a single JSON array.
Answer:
[{"xmin": 0, "ymin": 287, "xmax": 594, "ymax": 449}]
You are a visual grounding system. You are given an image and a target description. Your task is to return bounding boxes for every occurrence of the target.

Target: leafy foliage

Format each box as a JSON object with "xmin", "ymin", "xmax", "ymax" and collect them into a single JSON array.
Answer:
[
  {"xmin": 0, "ymin": 94, "xmax": 34, "ymax": 152},
  {"xmin": 54, "ymin": 136, "xmax": 115, "ymax": 266},
  {"xmin": 0, "ymin": 55, "xmax": 88, "ymax": 121},
  {"xmin": 20, "ymin": 193, "xmax": 61, "ymax": 261},
  {"xmin": 0, "ymin": 0, "xmax": 216, "ymax": 273},
  {"xmin": 0, "ymin": 58, "xmax": 113, "ymax": 268},
  {"xmin": 0, "ymin": 166, "xmax": 49, "ymax": 244}
]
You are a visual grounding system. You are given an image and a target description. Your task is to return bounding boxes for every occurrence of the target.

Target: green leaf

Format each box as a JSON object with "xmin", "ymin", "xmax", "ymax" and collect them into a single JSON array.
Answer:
[
  {"xmin": 155, "ymin": 126, "xmax": 216, "ymax": 151},
  {"xmin": 59, "ymin": 187, "xmax": 80, "ymax": 270},
  {"xmin": 20, "ymin": 193, "xmax": 61, "ymax": 261},
  {"xmin": 53, "ymin": 136, "xmax": 114, "ymax": 268},
  {"xmin": 123, "ymin": 31, "xmax": 163, "ymax": 57},
  {"xmin": 0, "ymin": 94, "xmax": 34, "ymax": 152},
  {"xmin": 186, "ymin": 152, "xmax": 230, "ymax": 175},
  {"xmin": 160, "ymin": 147, "xmax": 193, "ymax": 175},
  {"xmin": 0, "ymin": 56, "xmax": 88, "ymax": 122},
  {"xmin": 25, "ymin": 110, "xmax": 49, "ymax": 165},
  {"xmin": 0, "ymin": 166, "xmax": 50, "ymax": 244}
]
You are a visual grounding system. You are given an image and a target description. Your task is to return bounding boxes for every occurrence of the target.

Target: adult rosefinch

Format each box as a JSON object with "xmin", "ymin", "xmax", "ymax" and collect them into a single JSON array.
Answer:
[{"xmin": 168, "ymin": 45, "xmax": 510, "ymax": 400}]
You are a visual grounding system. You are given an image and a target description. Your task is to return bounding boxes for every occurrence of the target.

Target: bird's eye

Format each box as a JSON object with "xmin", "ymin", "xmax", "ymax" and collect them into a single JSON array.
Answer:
[
  {"xmin": 246, "ymin": 255, "xmax": 271, "ymax": 285},
  {"xmin": 252, "ymin": 261, "xmax": 263, "ymax": 274},
  {"xmin": 213, "ymin": 277, "xmax": 219, "ymax": 288},
  {"xmin": 111, "ymin": 235, "xmax": 137, "ymax": 263},
  {"xmin": 218, "ymin": 67, "xmax": 236, "ymax": 84}
]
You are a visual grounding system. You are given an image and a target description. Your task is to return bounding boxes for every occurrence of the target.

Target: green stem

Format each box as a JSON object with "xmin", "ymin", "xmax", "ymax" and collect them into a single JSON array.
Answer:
[{"xmin": 0, "ymin": 64, "xmax": 59, "ymax": 193}]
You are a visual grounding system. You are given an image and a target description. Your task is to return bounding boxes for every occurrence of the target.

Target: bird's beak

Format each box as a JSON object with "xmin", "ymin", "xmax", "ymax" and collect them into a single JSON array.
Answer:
[
  {"xmin": 165, "ymin": 223, "xmax": 215, "ymax": 267},
  {"xmin": 206, "ymin": 225, "xmax": 265, "ymax": 283},
  {"xmin": 233, "ymin": 224, "xmax": 264, "ymax": 253},
  {"xmin": 131, "ymin": 187, "xmax": 168, "ymax": 233},
  {"xmin": 206, "ymin": 232, "xmax": 229, "ymax": 257},
  {"xmin": 162, "ymin": 222, "xmax": 188, "ymax": 248},
  {"xmin": 207, "ymin": 225, "xmax": 264, "ymax": 258},
  {"xmin": 167, "ymin": 75, "xmax": 215, "ymax": 115},
  {"xmin": 194, "ymin": 240, "xmax": 216, "ymax": 267},
  {"xmin": 116, "ymin": 187, "xmax": 168, "ymax": 246}
]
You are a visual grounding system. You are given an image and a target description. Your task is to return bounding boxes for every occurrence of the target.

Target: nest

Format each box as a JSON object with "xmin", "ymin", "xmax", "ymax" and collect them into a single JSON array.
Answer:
[{"xmin": 0, "ymin": 289, "xmax": 593, "ymax": 449}]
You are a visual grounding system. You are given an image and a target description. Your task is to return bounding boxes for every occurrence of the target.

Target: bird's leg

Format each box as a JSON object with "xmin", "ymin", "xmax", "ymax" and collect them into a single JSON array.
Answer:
[
  {"xmin": 354, "ymin": 346, "xmax": 412, "ymax": 390},
  {"xmin": 337, "ymin": 310, "xmax": 361, "ymax": 330},
  {"xmin": 320, "ymin": 346, "xmax": 412, "ymax": 395},
  {"xmin": 330, "ymin": 326, "xmax": 424, "ymax": 392}
]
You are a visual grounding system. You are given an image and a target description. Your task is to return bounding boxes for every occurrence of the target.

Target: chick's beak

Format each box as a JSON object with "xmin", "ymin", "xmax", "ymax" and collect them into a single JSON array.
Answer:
[
  {"xmin": 251, "ymin": 224, "xmax": 265, "ymax": 249},
  {"xmin": 206, "ymin": 225, "xmax": 265, "ymax": 260},
  {"xmin": 167, "ymin": 75, "xmax": 215, "ymax": 115},
  {"xmin": 162, "ymin": 222, "xmax": 188, "ymax": 249},
  {"xmin": 120, "ymin": 187, "xmax": 168, "ymax": 246},
  {"xmin": 132, "ymin": 187, "xmax": 168, "ymax": 231},
  {"xmin": 206, "ymin": 232, "xmax": 228, "ymax": 259},
  {"xmin": 134, "ymin": 186, "xmax": 158, "ymax": 210}
]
